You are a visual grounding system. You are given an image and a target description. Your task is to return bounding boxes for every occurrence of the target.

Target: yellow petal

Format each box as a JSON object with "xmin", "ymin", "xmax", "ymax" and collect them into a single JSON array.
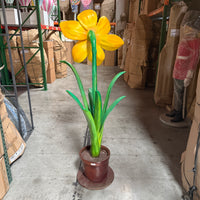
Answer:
[
  {"xmin": 60, "ymin": 21, "xmax": 87, "ymax": 40},
  {"xmin": 100, "ymin": 34, "xmax": 124, "ymax": 51},
  {"xmin": 88, "ymin": 44, "xmax": 105, "ymax": 66},
  {"xmin": 96, "ymin": 16, "xmax": 111, "ymax": 36},
  {"xmin": 72, "ymin": 41, "xmax": 87, "ymax": 63},
  {"xmin": 77, "ymin": 10, "xmax": 97, "ymax": 30}
]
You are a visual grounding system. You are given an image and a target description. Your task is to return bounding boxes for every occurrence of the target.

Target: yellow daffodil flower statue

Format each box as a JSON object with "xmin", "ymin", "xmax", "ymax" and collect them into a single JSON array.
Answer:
[{"xmin": 60, "ymin": 10, "xmax": 124, "ymax": 162}]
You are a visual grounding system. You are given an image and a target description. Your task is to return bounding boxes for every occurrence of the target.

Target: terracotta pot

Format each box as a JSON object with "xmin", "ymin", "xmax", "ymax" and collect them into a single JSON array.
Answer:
[{"xmin": 79, "ymin": 145, "xmax": 110, "ymax": 183}]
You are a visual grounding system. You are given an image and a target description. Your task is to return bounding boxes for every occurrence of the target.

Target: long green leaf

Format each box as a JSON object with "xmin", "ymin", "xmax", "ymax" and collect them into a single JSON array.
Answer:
[
  {"xmin": 103, "ymin": 71, "xmax": 126, "ymax": 115},
  {"xmin": 66, "ymin": 90, "xmax": 85, "ymax": 111},
  {"xmin": 100, "ymin": 96, "xmax": 126, "ymax": 133},
  {"xmin": 60, "ymin": 60, "xmax": 88, "ymax": 110},
  {"xmin": 83, "ymin": 109, "xmax": 100, "ymax": 157},
  {"xmin": 88, "ymin": 88, "xmax": 94, "ymax": 116},
  {"xmin": 94, "ymin": 90, "xmax": 102, "ymax": 133},
  {"xmin": 88, "ymin": 30, "xmax": 97, "ymax": 104}
]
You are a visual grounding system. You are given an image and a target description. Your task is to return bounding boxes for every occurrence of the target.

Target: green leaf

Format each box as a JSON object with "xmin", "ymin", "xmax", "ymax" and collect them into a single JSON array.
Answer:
[
  {"xmin": 83, "ymin": 109, "xmax": 100, "ymax": 157},
  {"xmin": 88, "ymin": 30, "xmax": 97, "ymax": 104},
  {"xmin": 100, "ymin": 96, "xmax": 126, "ymax": 133},
  {"xmin": 66, "ymin": 90, "xmax": 85, "ymax": 111},
  {"xmin": 94, "ymin": 90, "xmax": 102, "ymax": 132},
  {"xmin": 103, "ymin": 71, "xmax": 126, "ymax": 115},
  {"xmin": 88, "ymin": 88, "xmax": 94, "ymax": 116},
  {"xmin": 60, "ymin": 60, "xmax": 88, "ymax": 110}
]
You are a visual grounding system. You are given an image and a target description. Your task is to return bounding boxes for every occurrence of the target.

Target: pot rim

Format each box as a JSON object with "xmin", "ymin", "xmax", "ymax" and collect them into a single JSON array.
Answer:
[{"xmin": 79, "ymin": 145, "xmax": 110, "ymax": 165}]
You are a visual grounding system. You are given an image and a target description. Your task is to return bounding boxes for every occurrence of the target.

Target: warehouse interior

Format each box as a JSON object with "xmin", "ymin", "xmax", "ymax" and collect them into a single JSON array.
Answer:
[{"xmin": 0, "ymin": 0, "xmax": 200, "ymax": 199}]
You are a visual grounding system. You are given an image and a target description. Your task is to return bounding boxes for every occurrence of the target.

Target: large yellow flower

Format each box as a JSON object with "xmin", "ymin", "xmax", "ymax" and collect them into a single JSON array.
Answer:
[{"xmin": 60, "ymin": 10, "xmax": 124, "ymax": 66}]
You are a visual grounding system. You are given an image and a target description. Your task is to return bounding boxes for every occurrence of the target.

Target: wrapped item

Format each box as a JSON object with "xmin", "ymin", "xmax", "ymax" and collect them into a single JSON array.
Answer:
[
  {"xmin": 16, "ymin": 29, "xmax": 48, "ymax": 87},
  {"xmin": 180, "ymin": 10, "xmax": 200, "ymax": 40},
  {"xmin": 125, "ymin": 15, "xmax": 152, "ymax": 89},
  {"xmin": 46, "ymin": 31, "xmax": 68, "ymax": 79},
  {"xmin": 147, "ymin": 21, "xmax": 161, "ymax": 86},
  {"xmin": 43, "ymin": 40, "xmax": 56, "ymax": 83},
  {"xmin": 120, "ymin": 23, "xmax": 133, "ymax": 69},
  {"xmin": 181, "ymin": 66, "xmax": 200, "ymax": 199},
  {"xmin": 181, "ymin": 108, "xmax": 200, "ymax": 200},
  {"xmin": 128, "ymin": 0, "xmax": 139, "ymax": 23},
  {"xmin": 124, "ymin": 38, "xmax": 133, "ymax": 82},
  {"xmin": 59, "ymin": 0, "xmax": 69, "ymax": 20},
  {"xmin": 173, "ymin": 38, "xmax": 200, "ymax": 80},
  {"xmin": 154, "ymin": 2, "xmax": 188, "ymax": 105},
  {"xmin": 100, "ymin": 0, "xmax": 115, "ymax": 22},
  {"xmin": 0, "ymin": 90, "xmax": 26, "ymax": 164}
]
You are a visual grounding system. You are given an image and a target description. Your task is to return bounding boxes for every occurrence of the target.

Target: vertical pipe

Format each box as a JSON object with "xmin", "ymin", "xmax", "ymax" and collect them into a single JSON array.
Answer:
[
  {"xmin": 36, "ymin": 0, "xmax": 47, "ymax": 90},
  {"xmin": 0, "ymin": 53, "xmax": 6, "ymax": 85},
  {"xmin": 16, "ymin": 0, "xmax": 34, "ymax": 130},
  {"xmin": 138, "ymin": 0, "xmax": 142, "ymax": 14},
  {"xmin": 1, "ymin": 0, "xmax": 22, "ymax": 134},
  {"xmin": 57, "ymin": 0, "xmax": 62, "ymax": 39},
  {"xmin": 0, "ymin": 26, "xmax": 10, "ymax": 85},
  {"xmin": 0, "ymin": 117, "xmax": 12, "ymax": 183}
]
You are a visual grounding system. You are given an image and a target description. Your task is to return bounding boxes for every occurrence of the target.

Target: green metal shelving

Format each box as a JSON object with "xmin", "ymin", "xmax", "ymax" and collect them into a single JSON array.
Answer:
[
  {"xmin": 0, "ymin": 0, "xmax": 47, "ymax": 90},
  {"xmin": 0, "ymin": 0, "xmax": 61, "ymax": 90}
]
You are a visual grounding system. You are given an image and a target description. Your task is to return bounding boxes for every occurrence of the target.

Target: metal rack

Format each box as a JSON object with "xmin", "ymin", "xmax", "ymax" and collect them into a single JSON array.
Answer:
[
  {"xmin": 0, "ymin": 0, "xmax": 61, "ymax": 137},
  {"xmin": 0, "ymin": 0, "xmax": 61, "ymax": 90},
  {"xmin": 0, "ymin": 117, "xmax": 12, "ymax": 184},
  {"xmin": 0, "ymin": 0, "xmax": 35, "ymax": 136}
]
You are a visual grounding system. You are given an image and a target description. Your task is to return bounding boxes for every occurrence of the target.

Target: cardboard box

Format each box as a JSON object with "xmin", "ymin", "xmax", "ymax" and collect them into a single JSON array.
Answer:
[
  {"xmin": 0, "ymin": 157, "xmax": 9, "ymax": 200},
  {"xmin": 43, "ymin": 41, "xmax": 56, "ymax": 83},
  {"xmin": 63, "ymin": 41, "xmax": 74, "ymax": 64},
  {"xmin": 0, "ymin": 91, "xmax": 26, "ymax": 164},
  {"xmin": 46, "ymin": 67, "xmax": 56, "ymax": 83},
  {"xmin": 104, "ymin": 51, "xmax": 116, "ymax": 66},
  {"xmin": 29, "ymin": 10, "xmax": 48, "ymax": 26},
  {"xmin": 0, "ymin": 8, "xmax": 21, "ymax": 25}
]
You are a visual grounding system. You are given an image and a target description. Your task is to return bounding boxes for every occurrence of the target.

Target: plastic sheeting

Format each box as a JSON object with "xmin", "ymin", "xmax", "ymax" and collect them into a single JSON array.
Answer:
[{"xmin": 173, "ymin": 38, "xmax": 200, "ymax": 80}]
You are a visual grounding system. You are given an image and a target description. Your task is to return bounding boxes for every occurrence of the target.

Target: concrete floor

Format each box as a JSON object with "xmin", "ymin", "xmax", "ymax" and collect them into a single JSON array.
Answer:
[{"xmin": 3, "ymin": 63, "xmax": 190, "ymax": 200}]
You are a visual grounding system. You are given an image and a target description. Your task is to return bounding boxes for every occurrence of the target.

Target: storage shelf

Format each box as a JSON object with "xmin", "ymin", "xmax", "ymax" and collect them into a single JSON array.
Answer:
[{"xmin": 1, "ymin": 24, "xmax": 61, "ymax": 31}]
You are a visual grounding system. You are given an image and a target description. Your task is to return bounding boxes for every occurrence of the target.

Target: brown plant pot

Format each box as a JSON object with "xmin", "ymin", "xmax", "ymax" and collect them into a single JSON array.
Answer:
[
  {"xmin": 80, "ymin": 145, "xmax": 110, "ymax": 182},
  {"xmin": 77, "ymin": 145, "xmax": 114, "ymax": 190}
]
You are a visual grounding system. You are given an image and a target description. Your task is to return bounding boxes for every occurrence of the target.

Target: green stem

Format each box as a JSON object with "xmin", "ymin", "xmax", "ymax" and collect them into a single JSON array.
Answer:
[{"xmin": 88, "ymin": 30, "xmax": 97, "ymax": 106}]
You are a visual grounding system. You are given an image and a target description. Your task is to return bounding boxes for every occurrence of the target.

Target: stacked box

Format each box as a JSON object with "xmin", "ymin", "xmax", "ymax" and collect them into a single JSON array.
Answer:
[
  {"xmin": 125, "ymin": 15, "xmax": 153, "ymax": 89},
  {"xmin": 181, "ymin": 68, "xmax": 200, "ymax": 200},
  {"xmin": 63, "ymin": 41, "xmax": 74, "ymax": 64},
  {"xmin": 0, "ymin": 90, "xmax": 26, "ymax": 164},
  {"xmin": 0, "ymin": 8, "xmax": 21, "ymax": 25},
  {"xmin": 104, "ymin": 51, "xmax": 116, "ymax": 66},
  {"xmin": 46, "ymin": 31, "xmax": 68, "ymax": 79},
  {"xmin": 43, "ymin": 41, "xmax": 56, "ymax": 83},
  {"xmin": 0, "ymin": 157, "xmax": 9, "ymax": 200}
]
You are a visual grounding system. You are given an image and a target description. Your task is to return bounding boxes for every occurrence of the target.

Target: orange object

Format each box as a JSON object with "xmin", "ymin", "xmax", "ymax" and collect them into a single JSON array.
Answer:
[
  {"xmin": 148, "ymin": 6, "xmax": 164, "ymax": 17},
  {"xmin": 110, "ymin": 22, "xmax": 116, "ymax": 26},
  {"xmin": 164, "ymin": 0, "xmax": 169, "ymax": 5}
]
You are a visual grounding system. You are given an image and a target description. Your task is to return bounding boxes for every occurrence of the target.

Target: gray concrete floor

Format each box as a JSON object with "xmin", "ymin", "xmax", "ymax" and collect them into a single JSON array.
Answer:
[{"xmin": 4, "ymin": 64, "xmax": 190, "ymax": 200}]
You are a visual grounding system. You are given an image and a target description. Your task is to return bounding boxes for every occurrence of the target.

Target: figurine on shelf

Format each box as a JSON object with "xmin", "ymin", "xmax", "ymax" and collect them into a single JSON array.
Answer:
[{"xmin": 166, "ymin": 25, "xmax": 200, "ymax": 122}]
